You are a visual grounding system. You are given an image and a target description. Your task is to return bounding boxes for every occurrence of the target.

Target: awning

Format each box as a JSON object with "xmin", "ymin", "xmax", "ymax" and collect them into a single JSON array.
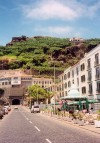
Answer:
[
  {"xmin": 60, "ymin": 96, "xmax": 87, "ymax": 100},
  {"xmin": 67, "ymin": 101, "xmax": 79, "ymax": 105},
  {"xmin": 88, "ymin": 99, "xmax": 99, "ymax": 103}
]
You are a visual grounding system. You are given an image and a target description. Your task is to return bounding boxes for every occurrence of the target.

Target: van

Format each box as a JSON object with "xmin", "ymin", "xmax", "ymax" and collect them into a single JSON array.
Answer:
[{"xmin": 31, "ymin": 105, "xmax": 40, "ymax": 113}]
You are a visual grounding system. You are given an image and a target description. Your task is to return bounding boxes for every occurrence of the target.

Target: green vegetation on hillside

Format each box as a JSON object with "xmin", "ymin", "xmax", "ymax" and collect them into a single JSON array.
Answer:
[{"xmin": 0, "ymin": 36, "xmax": 100, "ymax": 76}]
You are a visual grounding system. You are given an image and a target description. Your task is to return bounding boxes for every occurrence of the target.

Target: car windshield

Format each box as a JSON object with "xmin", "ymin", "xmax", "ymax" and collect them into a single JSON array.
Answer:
[{"xmin": 34, "ymin": 106, "xmax": 39, "ymax": 108}]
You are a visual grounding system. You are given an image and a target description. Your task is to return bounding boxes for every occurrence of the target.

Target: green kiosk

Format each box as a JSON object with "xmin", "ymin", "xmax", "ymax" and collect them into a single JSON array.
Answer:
[{"xmin": 61, "ymin": 84, "xmax": 98, "ymax": 111}]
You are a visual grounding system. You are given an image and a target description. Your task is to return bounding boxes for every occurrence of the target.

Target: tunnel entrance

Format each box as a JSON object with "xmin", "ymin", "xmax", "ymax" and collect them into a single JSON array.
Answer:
[{"xmin": 12, "ymin": 99, "xmax": 20, "ymax": 105}]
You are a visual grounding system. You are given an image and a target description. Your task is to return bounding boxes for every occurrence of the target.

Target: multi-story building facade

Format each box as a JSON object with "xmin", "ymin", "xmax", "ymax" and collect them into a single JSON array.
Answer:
[
  {"xmin": 0, "ymin": 70, "xmax": 33, "ymax": 105},
  {"xmin": 85, "ymin": 45, "xmax": 100, "ymax": 100},
  {"xmin": 63, "ymin": 44, "xmax": 100, "ymax": 102}
]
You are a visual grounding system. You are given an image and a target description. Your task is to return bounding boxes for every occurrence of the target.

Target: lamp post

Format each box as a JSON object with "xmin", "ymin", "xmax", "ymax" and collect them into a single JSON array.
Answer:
[
  {"xmin": 37, "ymin": 88, "xmax": 38, "ymax": 104},
  {"xmin": 54, "ymin": 63, "xmax": 56, "ymax": 114}
]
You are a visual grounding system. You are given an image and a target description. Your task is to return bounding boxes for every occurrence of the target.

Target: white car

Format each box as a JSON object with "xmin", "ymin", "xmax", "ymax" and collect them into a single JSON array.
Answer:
[
  {"xmin": 31, "ymin": 105, "xmax": 40, "ymax": 113},
  {"xmin": 14, "ymin": 106, "xmax": 18, "ymax": 110}
]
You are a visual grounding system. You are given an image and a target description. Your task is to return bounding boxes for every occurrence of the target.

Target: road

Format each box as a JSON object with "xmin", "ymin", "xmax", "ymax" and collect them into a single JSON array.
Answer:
[{"xmin": 0, "ymin": 106, "xmax": 100, "ymax": 143}]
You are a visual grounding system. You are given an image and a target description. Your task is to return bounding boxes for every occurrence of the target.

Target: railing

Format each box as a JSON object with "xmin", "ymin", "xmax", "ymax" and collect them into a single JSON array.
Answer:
[
  {"xmin": 94, "ymin": 61, "xmax": 99, "ymax": 66},
  {"xmin": 87, "ymin": 65, "xmax": 91, "ymax": 70},
  {"xmin": 88, "ymin": 90, "xmax": 93, "ymax": 95},
  {"xmin": 95, "ymin": 75, "xmax": 100, "ymax": 80},
  {"xmin": 87, "ymin": 77, "xmax": 92, "ymax": 82},
  {"xmin": 96, "ymin": 89, "xmax": 100, "ymax": 94}
]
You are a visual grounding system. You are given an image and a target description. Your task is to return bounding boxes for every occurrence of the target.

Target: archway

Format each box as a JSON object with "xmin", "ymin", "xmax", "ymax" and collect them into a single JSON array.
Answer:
[{"xmin": 12, "ymin": 99, "xmax": 20, "ymax": 105}]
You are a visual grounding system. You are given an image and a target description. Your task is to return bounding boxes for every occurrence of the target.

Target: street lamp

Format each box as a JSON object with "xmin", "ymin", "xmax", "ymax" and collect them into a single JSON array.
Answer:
[
  {"xmin": 54, "ymin": 63, "xmax": 56, "ymax": 114},
  {"xmin": 37, "ymin": 88, "xmax": 38, "ymax": 104}
]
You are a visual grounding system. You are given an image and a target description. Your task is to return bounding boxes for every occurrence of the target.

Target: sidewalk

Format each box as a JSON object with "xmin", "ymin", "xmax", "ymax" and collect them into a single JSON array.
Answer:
[{"xmin": 22, "ymin": 106, "xmax": 100, "ymax": 134}]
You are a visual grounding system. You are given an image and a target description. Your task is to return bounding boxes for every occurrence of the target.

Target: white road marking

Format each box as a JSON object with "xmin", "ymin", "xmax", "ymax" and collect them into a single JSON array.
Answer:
[
  {"xmin": 34, "ymin": 126, "xmax": 40, "ymax": 132},
  {"xmin": 46, "ymin": 139, "xmax": 52, "ymax": 143},
  {"xmin": 29, "ymin": 121, "xmax": 32, "ymax": 124}
]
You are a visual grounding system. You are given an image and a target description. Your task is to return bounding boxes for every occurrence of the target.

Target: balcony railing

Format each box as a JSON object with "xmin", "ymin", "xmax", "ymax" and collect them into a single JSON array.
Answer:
[
  {"xmin": 87, "ymin": 65, "xmax": 91, "ymax": 70},
  {"xmin": 95, "ymin": 75, "xmax": 100, "ymax": 80},
  {"xmin": 88, "ymin": 90, "xmax": 93, "ymax": 95},
  {"xmin": 96, "ymin": 89, "xmax": 100, "ymax": 94},
  {"xmin": 94, "ymin": 61, "xmax": 99, "ymax": 66},
  {"xmin": 87, "ymin": 77, "xmax": 92, "ymax": 82}
]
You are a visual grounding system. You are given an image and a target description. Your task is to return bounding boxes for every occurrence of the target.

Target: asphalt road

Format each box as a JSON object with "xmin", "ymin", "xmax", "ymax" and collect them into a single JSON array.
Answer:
[{"xmin": 0, "ymin": 106, "xmax": 100, "ymax": 143}]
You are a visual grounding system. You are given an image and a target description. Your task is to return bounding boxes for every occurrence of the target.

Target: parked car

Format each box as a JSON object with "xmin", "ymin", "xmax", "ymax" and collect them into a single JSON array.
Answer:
[
  {"xmin": 3, "ymin": 106, "xmax": 8, "ymax": 114},
  {"xmin": 31, "ymin": 105, "xmax": 40, "ymax": 113},
  {"xmin": 14, "ymin": 106, "xmax": 18, "ymax": 110},
  {"xmin": 0, "ymin": 109, "xmax": 4, "ymax": 119}
]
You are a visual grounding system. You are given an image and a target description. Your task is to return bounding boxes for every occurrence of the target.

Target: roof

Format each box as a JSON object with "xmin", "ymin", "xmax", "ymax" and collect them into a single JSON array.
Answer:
[{"xmin": 61, "ymin": 84, "xmax": 87, "ymax": 99}]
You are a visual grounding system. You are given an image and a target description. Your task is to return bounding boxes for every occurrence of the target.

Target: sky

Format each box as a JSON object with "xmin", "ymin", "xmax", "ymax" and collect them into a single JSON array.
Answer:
[{"xmin": 0, "ymin": 0, "xmax": 100, "ymax": 46}]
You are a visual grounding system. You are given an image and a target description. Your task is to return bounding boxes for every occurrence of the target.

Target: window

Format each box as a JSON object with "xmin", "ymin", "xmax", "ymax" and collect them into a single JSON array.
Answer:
[
  {"xmin": 96, "ymin": 81, "xmax": 100, "ymax": 93},
  {"xmin": 14, "ymin": 77, "xmax": 18, "ymax": 79},
  {"xmin": 95, "ymin": 53, "xmax": 99, "ymax": 65},
  {"xmin": 77, "ymin": 78, "xmax": 79, "ymax": 85},
  {"xmin": 65, "ymin": 91, "xmax": 67, "ymax": 96},
  {"xmin": 72, "ymin": 70, "xmax": 74, "ymax": 78},
  {"xmin": 88, "ymin": 71, "xmax": 92, "ymax": 81},
  {"xmin": 2, "ymin": 82, "xmax": 4, "ymax": 85},
  {"xmin": 88, "ymin": 83, "xmax": 93, "ymax": 94},
  {"xmin": 80, "ymin": 63, "xmax": 85, "ymax": 71},
  {"xmin": 95, "ymin": 67, "xmax": 100, "ymax": 79},
  {"xmin": 81, "ymin": 75, "xmax": 85, "ymax": 82},
  {"xmin": 62, "ymin": 84, "xmax": 64, "ymax": 90},
  {"xmin": 5, "ymin": 82, "xmax": 7, "ymax": 85},
  {"xmin": 87, "ymin": 58, "xmax": 91, "ymax": 69},
  {"xmin": 82, "ymin": 87, "xmax": 86, "ymax": 94},
  {"xmin": 65, "ymin": 82, "xmax": 67, "ymax": 89},
  {"xmin": 64, "ymin": 74, "xmax": 67, "ymax": 80},
  {"xmin": 62, "ymin": 76, "xmax": 63, "ymax": 81},
  {"xmin": 68, "ymin": 72, "xmax": 70, "ymax": 78},
  {"xmin": 68, "ymin": 81, "xmax": 71, "ymax": 87},
  {"xmin": 76, "ymin": 67, "xmax": 79, "ymax": 75}
]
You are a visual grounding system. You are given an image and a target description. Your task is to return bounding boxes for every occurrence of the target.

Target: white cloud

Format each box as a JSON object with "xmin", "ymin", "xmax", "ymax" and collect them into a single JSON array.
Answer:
[
  {"xmin": 21, "ymin": 0, "xmax": 80, "ymax": 21},
  {"xmin": 21, "ymin": 0, "xmax": 100, "ymax": 20}
]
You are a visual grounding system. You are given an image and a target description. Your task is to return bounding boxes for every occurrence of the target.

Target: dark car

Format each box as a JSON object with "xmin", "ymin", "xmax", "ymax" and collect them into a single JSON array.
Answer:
[{"xmin": 0, "ymin": 109, "xmax": 4, "ymax": 119}]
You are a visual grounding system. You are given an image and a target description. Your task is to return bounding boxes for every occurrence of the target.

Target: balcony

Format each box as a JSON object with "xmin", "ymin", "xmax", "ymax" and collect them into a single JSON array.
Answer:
[
  {"xmin": 95, "ymin": 75, "xmax": 100, "ymax": 80},
  {"xmin": 96, "ymin": 89, "xmax": 100, "ymax": 94},
  {"xmin": 87, "ymin": 65, "xmax": 91, "ymax": 70},
  {"xmin": 87, "ymin": 77, "xmax": 92, "ymax": 82},
  {"xmin": 97, "ymin": 95, "xmax": 100, "ymax": 100},
  {"xmin": 88, "ymin": 90, "xmax": 93, "ymax": 95},
  {"xmin": 94, "ymin": 61, "xmax": 99, "ymax": 67}
]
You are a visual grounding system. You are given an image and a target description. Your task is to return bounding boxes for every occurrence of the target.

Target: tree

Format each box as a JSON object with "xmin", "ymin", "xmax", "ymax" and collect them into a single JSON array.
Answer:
[{"xmin": 27, "ymin": 85, "xmax": 51, "ymax": 103}]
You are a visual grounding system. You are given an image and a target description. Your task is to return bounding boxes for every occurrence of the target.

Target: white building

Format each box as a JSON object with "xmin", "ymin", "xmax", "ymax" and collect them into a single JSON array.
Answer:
[
  {"xmin": 32, "ymin": 77, "xmax": 53, "ymax": 88},
  {"xmin": 0, "ymin": 70, "xmax": 32, "ymax": 104},
  {"xmin": 63, "ymin": 44, "xmax": 100, "ymax": 101}
]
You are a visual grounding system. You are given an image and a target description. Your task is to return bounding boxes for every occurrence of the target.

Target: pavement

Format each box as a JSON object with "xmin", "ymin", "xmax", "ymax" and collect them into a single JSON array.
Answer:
[{"xmin": 22, "ymin": 106, "xmax": 100, "ymax": 135}]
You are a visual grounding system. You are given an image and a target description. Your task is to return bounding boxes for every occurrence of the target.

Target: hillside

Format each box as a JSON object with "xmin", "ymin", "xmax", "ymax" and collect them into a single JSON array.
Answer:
[{"xmin": 0, "ymin": 36, "xmax": 100, "ymax": 77}]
